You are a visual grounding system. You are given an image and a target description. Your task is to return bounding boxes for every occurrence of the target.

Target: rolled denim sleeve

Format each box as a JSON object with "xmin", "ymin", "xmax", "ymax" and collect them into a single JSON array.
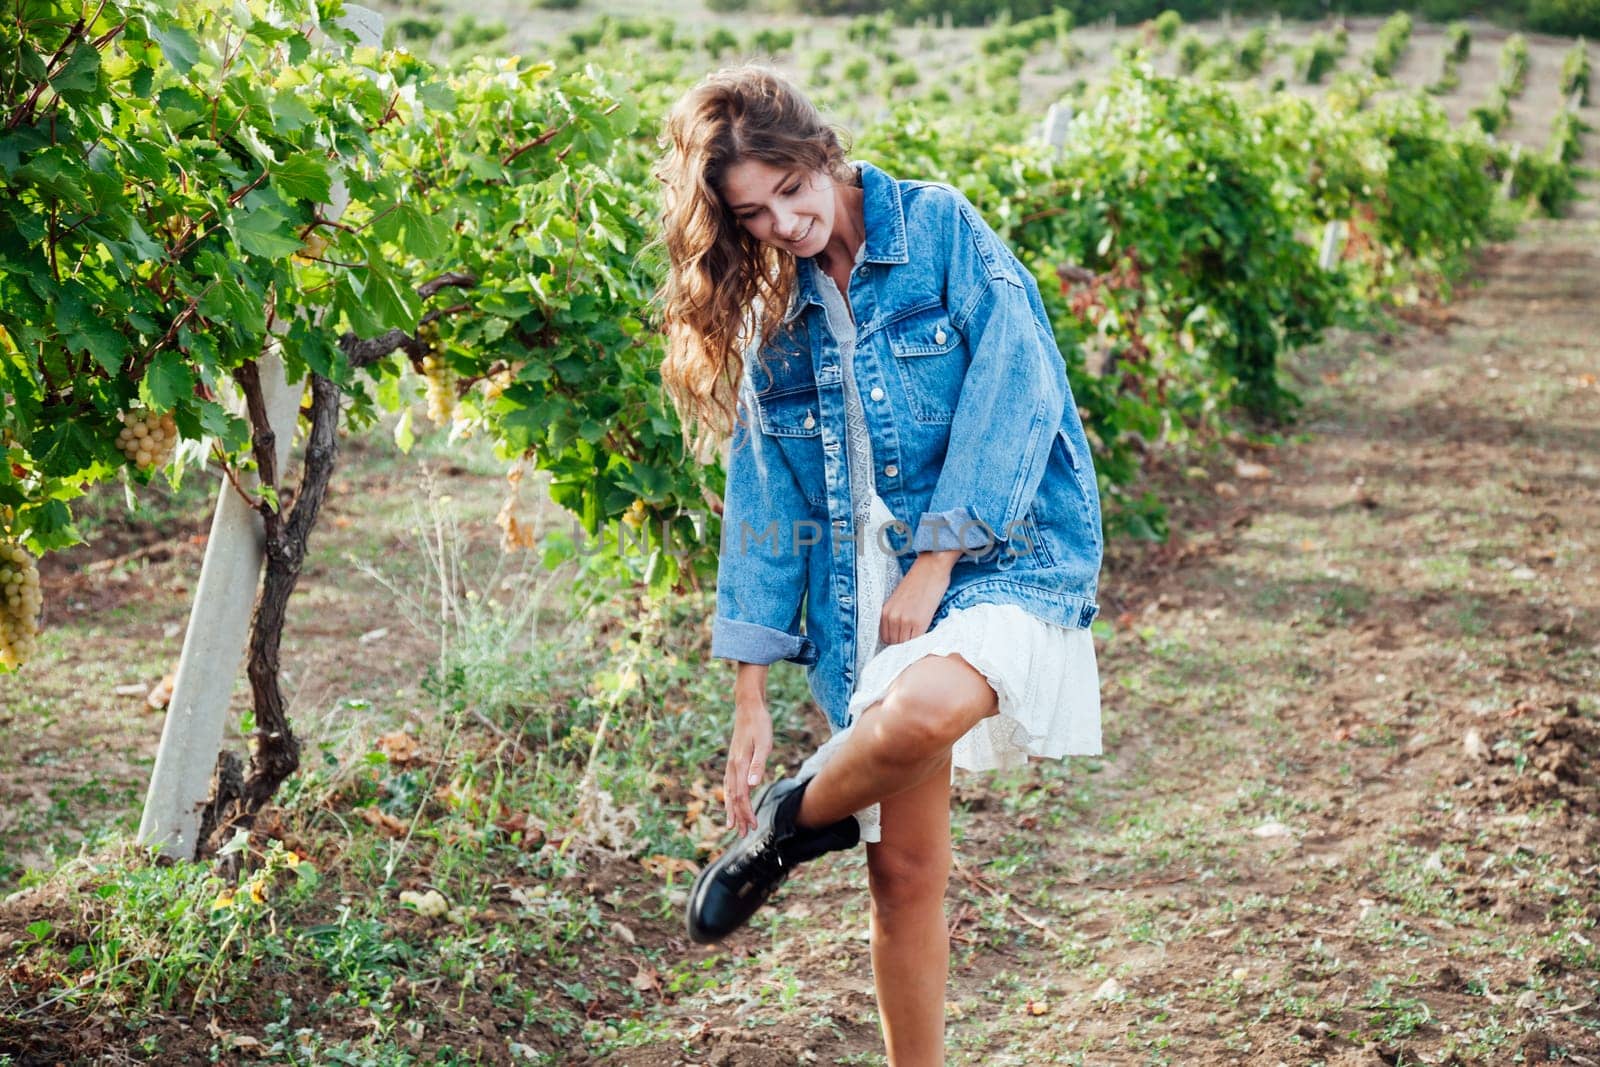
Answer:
[
  {"xmin": 915, "ymin": 202, "xmax": 1066, "ymax": 548},
  {"xmin": 910, "ymin": 505, "xmax": 988, "ymax": 552},
  {"xmin": 710, "ymin": 381, "xmax": 820, "ymax": 667}
]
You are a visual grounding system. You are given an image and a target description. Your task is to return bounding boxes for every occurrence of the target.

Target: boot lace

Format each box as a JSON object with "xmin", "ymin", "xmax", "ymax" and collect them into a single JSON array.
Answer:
[{"xmin": 727, "ymin": 831, "xmax": 785, "ymax": 880}]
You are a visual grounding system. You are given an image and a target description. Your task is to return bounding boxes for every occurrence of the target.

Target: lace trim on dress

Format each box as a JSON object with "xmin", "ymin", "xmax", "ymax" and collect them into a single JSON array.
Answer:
[{"xmin": 811, "ymin": 242, "xmax": 903, "ymax": 679}]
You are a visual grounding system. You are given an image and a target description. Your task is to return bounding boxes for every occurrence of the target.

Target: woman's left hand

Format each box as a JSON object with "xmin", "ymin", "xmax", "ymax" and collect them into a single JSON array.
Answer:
[{"xmin": 880, "ymin": 550, "xmax": 961, "ymax": 645}]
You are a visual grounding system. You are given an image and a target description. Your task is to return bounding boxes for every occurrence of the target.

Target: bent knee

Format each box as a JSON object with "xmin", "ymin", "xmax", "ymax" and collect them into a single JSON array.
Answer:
[
  {"xmin": 867, "ymin": 843, "xmax": 952, "ymax": 912},
  {"xmin": 879, "ymin": 655, "xmax": 997, "ymax": 753}
]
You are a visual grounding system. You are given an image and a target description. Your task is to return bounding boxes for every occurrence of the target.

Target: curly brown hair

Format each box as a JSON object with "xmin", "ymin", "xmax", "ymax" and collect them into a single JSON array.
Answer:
[{"xmin": 652, "ymin": 65, "xmax": 853, "ymax": 462}]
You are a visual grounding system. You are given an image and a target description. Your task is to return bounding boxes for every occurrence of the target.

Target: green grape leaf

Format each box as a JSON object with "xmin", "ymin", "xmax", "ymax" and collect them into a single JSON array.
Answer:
[
  {"xmin": 56, "ymin": 296, "xmax": 128, "ymax": 375},
  {"xmin": 236, "ymin": 123, "xmax": 280, "ymax": 167},
  {"xmin": 271, "ymin": 153, "xmax": 333, "ymax": 204},
  {"xmin": 19, "ymin": 498, "xmax": 81, "ymax": 552},
  {"xmin": 150, "ymin": 23, "xmax": 200, "ymax": 75},
  {"xmin": 31, "ymin": 417, "xmax": 98, "ymax": 477},
  {"xmin": 192, "ymin": 400, "xmax": 250, "ymax": 452},
  {"xmin": 156, "ymin": 86, "xmax": 207, "ymax": 133},
  {"xmin": 230, "ymin": 206, "xmax": 304, "ymax": 258},
  {"xmin": 51, "ymin": 41, "xmax": 101, "ymax": 102},
  {"xmin": 363, "ymin": 261, "xmax": 419, "ymax": 331},
  {"xmin": 142, "ymin": 349, "xmax": 194, "ymax": 411},
  {"xmin": 393, "ymin": 407, "xmax": 415, "ymax": 454}
]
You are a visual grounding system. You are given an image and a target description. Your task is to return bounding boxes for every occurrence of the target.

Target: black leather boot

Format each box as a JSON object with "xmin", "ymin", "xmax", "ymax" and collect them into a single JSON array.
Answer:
[{"xmin": 685, "ymin": 776, "xmax": 859, "ymax": 945}]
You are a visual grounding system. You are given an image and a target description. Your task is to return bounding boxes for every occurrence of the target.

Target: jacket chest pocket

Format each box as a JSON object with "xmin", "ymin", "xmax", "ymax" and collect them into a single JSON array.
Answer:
[
  {"xmin": 885, "ymin": 307, "xmax": 965, "ymax": 424},
  {"xmin": 756, "ymin": 382, "xmax": 822, "ymax": 438},
  {"xmin": 755, "ymin": 382, "xmax": 827, "ymax": 508}
]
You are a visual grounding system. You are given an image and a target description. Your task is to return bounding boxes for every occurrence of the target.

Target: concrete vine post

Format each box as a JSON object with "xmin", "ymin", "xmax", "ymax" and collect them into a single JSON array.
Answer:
[{"xmin": 136, "ymin": 7, "xmax": 384, "ymax": 861}]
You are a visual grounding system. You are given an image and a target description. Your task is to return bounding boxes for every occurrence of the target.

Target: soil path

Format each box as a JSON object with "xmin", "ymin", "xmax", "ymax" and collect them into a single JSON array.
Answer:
[{"xmin": 634, "ymin": 218, "xmax": 1600, "ymax": 1064}]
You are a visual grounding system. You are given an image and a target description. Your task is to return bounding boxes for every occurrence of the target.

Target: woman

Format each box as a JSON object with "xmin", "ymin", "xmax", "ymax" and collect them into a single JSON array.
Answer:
[{"xmin": 654, "ymin": 66, "xmax": 1104, "ymax": 1064}]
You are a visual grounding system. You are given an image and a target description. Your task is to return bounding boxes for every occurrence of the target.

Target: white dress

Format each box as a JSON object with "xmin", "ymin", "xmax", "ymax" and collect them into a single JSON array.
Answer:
[{"xmin": 795, "ymin": 246, "xmax": 1103, "ymax": 844}]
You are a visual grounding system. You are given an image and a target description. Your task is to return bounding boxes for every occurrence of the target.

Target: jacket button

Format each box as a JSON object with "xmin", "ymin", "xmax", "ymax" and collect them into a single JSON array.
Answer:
[
  {"xmin": 803, "ymin": 414, "xmax": 816, "ymax": 429},
  {"xmin": 869, "ymin": 387, "xmax": 885, "ymax": 401},
  {"xmin": 934, "ymin": 327, "xmax": 947, "ymax": 344},
  {"xmin": 884, "ymin": 464, "xmax": 898, "ymax": 478}
]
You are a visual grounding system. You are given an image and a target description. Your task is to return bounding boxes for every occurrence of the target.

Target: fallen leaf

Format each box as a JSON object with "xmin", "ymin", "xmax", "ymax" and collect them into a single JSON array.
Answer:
[
  {"xmin": 493, "ymin": 812, "xmax": 546, "ymax": 846},
  {"xmin": 358, "ymin": 808, "xmax": 409, "ymax": 838},
  {"xmin": 145, "ymin": 672, "xmax": 176, "ymax": 710},
  {"xmin": 641, "ymin": 854, "xmax": 699, "ymax": 879},
  {"xmin": 1214, "ymin": 481, "xmax": 1239, "ymax": 499},
  {"xmin": 1234, "ymin": 461, "xmax": 1272, "ymax": 481},
  {"xmin": 434, "ymin": 779, "xmax": 480, "ymax": 810},
  {"xmin": 376, "ymin": 731, "xmax": 421, "ymax": 765},
  {"xmin": 206, "ymin": 1019, "xmax": 265, "ymax": 1053},
  {"xmin": 683, "ymin": 797, "xmax": 706, "ymax": 828},
  {"xmin": 610, "ymin": 920, "xmax": 636, "ymax": 945},
  {"xmin": 1252, "ymin": 821, "xmax": 1293, "ymax": 839},
  {"xmin": 628, "ymin": 961, "xmax": 660, "ymax": 994}
]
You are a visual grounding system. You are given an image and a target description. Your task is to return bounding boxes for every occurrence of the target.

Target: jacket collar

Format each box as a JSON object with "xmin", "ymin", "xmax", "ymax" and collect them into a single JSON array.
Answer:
[
  {"xmin": 783, "ymin": 160, "xmax": 907, "ymax": 323},
  {"xmin": 854, "ymin": 160, "xmax": 910, "ymax": 265}
]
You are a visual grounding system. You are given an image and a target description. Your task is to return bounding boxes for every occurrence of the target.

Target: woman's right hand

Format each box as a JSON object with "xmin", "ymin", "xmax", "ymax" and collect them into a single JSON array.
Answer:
[{"xmin": 724, "ymin": 696, "xmax": 774, "ymax": 837}]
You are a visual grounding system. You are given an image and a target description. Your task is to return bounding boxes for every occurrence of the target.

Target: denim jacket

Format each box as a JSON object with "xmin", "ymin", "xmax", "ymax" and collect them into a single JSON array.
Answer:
[{"xmin": 710, "ymin": 160, "xmax": 1103, "ymax": 730}]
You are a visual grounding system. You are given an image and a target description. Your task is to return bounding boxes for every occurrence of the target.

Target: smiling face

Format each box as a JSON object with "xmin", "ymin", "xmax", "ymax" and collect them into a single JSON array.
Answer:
[{"xmin": 720, "ymin": 158, "xmax": 836, "ymax": 258}]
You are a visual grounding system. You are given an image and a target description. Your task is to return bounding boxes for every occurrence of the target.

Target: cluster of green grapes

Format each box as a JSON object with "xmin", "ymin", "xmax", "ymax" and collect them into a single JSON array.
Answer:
[
  {"xmin": 422, "ymin": 354, "xmax": 457, "ymax": 424},
  {"xmin": 418, "ymin": 321, "xmax": 456, "ymax": 425},
  {"xmin": 116, "ymin": 409, "xmax": 179, "ymax": 469},
  {"xmin": 0, "ymin": 541, "xmax": 42, "ymax": 670}
]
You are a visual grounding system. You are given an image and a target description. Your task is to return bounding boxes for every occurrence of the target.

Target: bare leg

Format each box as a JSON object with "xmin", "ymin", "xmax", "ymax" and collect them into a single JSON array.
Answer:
[
  {"xmin": 866, "ymin": 752, "xmax": 954, "ymax": 1067},
  {"xmin": 797, "ymin": 653, "xmax": 999, "ymax": 830}
]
